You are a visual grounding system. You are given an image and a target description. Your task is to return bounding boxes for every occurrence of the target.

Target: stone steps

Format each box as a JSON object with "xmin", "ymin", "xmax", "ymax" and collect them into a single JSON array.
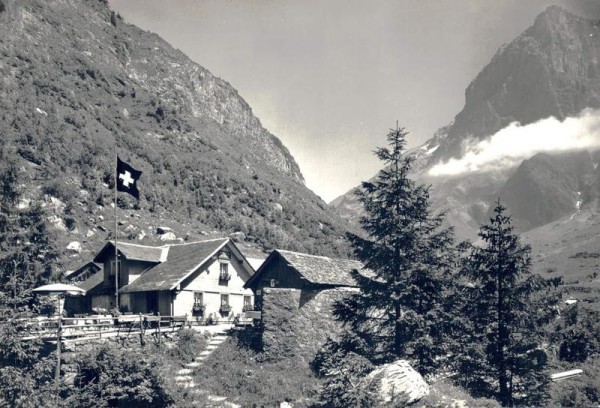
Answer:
[{"xmin": 175, "ymin": 328, "xmax": 234, "ymax": 405}]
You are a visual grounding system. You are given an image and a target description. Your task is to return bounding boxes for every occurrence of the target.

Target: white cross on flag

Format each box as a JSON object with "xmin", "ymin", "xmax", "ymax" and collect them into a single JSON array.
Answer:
[{"xmin": 116, "ymin": 157, "xmax": 142, "ymax": 199}]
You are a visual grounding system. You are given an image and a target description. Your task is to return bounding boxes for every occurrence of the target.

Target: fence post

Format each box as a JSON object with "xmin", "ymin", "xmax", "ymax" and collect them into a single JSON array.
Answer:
[
  {"xmin": 157, "ymin": 312, "xmax": 161, "ymax": 347},
  {"xmin": 139, "ymin": 313, "xmax": 145, "ymax": 346}
]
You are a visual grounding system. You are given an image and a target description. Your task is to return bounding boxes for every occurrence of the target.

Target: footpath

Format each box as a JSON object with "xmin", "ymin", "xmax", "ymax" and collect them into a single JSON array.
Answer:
[{"xmin": 175, "ymin": 324, "xmax": 240, "ymax": 407}]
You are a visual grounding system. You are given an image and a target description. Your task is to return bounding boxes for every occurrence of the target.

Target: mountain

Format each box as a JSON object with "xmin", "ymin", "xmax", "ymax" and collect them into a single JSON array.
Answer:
[
  {"xmin": 0, "ymin": 0, "xmax": 354, "ymax": 269},
  {"xmin": 499, "ymin": 150, "xmax": 600, "ymax": 230},
  {"xmin": 333, "ymin": 5, "xmax": 600, "ymax": 240},
  {"xmin": 331, "ymin": 5, "xmax": 600, "ymax": 301},
  {"xmin": 431, "ymin": 5, "xmax": 600, "ymax": 163}
]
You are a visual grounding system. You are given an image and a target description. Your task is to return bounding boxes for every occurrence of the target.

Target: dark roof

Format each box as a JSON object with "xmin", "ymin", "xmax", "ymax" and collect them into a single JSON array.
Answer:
[
  {"xmin": 93, "ymin": 241, "xmax": 166, "ymax": 263},
  {"xmin": 119, "ymin": 238, "xmax": 229, "ymax": 293},
  {"xmin": 74, "ymin": 270, "xmax": 104, "ymax": 293},
  {"xmin": 249, "ymin": 250, "xmax": 362, "ymax": 287},
  {"xmin": 64, "ymin": 262, "xmax": 101, "ymax": 279}
]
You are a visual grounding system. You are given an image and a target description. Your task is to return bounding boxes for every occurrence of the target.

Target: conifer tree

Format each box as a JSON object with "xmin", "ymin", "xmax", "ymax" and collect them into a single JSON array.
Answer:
[
  {"xmin": 458, "ymin": 200, "xmax": 559, "ymax": 406},
  {"xmin": 0, "ymin": 149, "xmax": 57, "ymax": 367},
  {"xmin": 335, "ymin": 125, "xmax": 456, "ymax": 375}
]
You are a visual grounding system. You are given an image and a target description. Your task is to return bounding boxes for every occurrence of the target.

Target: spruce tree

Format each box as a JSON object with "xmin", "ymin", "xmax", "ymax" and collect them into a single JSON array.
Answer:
[
  {"xmin": 336, "ymin": 125, "xmax": 456, "ymax": 375},
  {"xmin": 0, "ymin": 149, "xmax": 57, "ymax": 367},
  {"xmin": 458, "ymin": 200, "xmax": 559, "ymax": 406}
]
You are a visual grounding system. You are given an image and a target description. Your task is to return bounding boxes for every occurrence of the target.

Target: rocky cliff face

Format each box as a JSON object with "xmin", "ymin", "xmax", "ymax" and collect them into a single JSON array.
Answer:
[
  {"xmin": 333, "ymin": 6, "xmax": 600, "ymax": 240},
  {"xmin": 433, "ymin": 5, "xmax": 600, "ymax": 162},
  {"xmin": 499, "ymin": 151, "xmax": 599, "ymax": 230},
  {"xmin": 0, "ymin": 0, "xmax": 303, "ymax": 183},
  {"xmin": 0, "ymin": 0, "xmax": 352, "ymax": 265}
]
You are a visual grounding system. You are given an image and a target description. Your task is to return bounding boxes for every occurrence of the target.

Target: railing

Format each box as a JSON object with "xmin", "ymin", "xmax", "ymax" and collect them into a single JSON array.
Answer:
[{"xmin": 20, "ymin": 313, "xmax": 193, "ymax": 343}]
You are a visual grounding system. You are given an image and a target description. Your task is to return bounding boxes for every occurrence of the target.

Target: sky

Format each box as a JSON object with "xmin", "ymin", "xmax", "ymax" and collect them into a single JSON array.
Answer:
[{"xmin": 109, "ymin": 0, "xmax": 600, "ymax": 202}]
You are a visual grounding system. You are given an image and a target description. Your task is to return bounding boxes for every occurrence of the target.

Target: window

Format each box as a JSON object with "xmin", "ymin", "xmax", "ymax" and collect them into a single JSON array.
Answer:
[
  {"xmin": 193, "ymin": 292, "xmax": 203, "ymax": 306},
  {"xmin": 219, "ymin": 262, "xmax": 231, "ymax": 283},
  {"xmin": 220, "ymin": 294, "xmax": 229, "ymax": 307},
  {"xmin": 109, "ymin": 260, "xmax": 121, "ymax": 276},
  {"xmin": 243, "ymin": 295, "xmax": 252, "ymax": 311}
]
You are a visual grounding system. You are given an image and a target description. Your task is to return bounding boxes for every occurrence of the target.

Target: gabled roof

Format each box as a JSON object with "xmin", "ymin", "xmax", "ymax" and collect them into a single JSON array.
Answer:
[
  {"xmin": 119, "ymin": 238, "xmax": 254, "ymax": 293},
  {"xmin": 73, "ymin": 269, "xmax": 104, "ymax": 293},
  {"xmin": 64, "ymin": 261, "xmax": 101, "ymax": 280},
  {"xmin": 93, "ymin": 241, "xmax": 167, "ymax": 263},
  {"xmin": 246, "ymin": 249, "xmax": 362, "ymax": 288}
]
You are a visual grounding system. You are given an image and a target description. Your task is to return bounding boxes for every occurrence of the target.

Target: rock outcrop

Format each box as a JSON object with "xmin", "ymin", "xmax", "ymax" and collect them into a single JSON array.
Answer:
[
  {"xmin": 366, "ymin": 360, "xmax": 429, "ymax": 405},
  {"xmin": 433, "ymin": 6, "xmax": 600, "ymax": 162}
]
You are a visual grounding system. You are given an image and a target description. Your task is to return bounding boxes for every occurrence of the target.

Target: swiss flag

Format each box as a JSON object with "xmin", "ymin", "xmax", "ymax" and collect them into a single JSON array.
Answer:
[{"xmin": 116, "ymin": 157, "xmax": 142, "ymax": 199}]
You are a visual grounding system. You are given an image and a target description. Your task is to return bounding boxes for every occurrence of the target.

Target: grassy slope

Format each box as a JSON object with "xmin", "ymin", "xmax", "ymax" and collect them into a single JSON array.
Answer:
[{"xmin": 0, "ymin": 0, "xmax": 354, "ymax": 272}]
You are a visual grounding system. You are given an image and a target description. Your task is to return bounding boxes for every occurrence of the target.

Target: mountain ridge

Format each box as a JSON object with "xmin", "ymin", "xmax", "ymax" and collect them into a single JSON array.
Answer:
[
  {"xmin": 0, "ymin": 0, "xmax": 353, "ymax": 269},
  {"xmin": 333, "ymin": 5, "xmax": 600, "ymax": 239},
  {"xmin": 431, "ymin": 5, "xmax": 600, "ymax": 163}
]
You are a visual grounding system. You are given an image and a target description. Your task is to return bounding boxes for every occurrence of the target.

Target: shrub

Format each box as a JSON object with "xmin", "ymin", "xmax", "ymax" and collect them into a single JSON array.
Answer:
[
  {"xmin": 313, "ymin": 335, "xmax": 378, "ymax": 407},
  {"xmin": 166, "ymin": 329, "xmax": 207, "ymax": 364},
  {"xmin": 415, "ymin": 379, "xmax": 500, "ymax": 408},
  {"xmin": 547, "ymin": 357, "xmax": 600, "ymax": 407},
  {"xmin": 67, "ymin": 342, "xmax": 174, "ymax": 407},
  {"xmin": 0, "ymin": 358, "xmax": 56, "ymax": 408},
  {"xmin": 196, "ymin": 337, "xmax": 320, "ymax": 407}
]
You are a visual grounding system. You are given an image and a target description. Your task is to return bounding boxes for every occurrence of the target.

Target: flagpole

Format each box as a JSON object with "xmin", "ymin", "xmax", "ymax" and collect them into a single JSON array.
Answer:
[{"xmin": 114, "ymin": 150, "xmax": 119, "ymax": 311}]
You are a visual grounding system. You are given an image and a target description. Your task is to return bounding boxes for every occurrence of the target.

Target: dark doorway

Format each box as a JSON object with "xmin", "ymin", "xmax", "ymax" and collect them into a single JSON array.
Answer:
[{"xmin": 146, "ymin": 291, "xmax": 158, "ymax": 314}]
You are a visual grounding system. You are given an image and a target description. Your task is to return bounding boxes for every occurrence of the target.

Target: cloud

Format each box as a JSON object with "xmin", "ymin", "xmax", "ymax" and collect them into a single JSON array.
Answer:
[{"xmin": 428, "ymin": 109, "xmax": 600, "ymax": 177}]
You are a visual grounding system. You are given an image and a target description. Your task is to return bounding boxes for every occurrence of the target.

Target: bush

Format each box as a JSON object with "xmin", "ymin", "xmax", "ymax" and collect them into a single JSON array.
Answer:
[
  {"xmin": 196, "ymin": 337, "xmax": 320, "ymax": 407},
  {"xmin": 414, "ymin": 379, "xmax": 500, "ymax": 408},
  {"xmin": 67, "ymin": 342, "xmax": 174, "ymax": 407},
  {"xmin": 165, "ymin": 329, "xmax": 207, "ymax": 364},
  {"xmin": 0, "ymin": 358, "xmax": 57, "ymax": 408},
  {"xmin": 552, "ymin": 304, "xmax": 600, "ymax": 362},
  {"xmin": 312, "ymin": 335, "xmax": 381, "ymax": 407},
  {"xmin": 547, "ymin": 356, "xmax": 600, "ymax": 407}
]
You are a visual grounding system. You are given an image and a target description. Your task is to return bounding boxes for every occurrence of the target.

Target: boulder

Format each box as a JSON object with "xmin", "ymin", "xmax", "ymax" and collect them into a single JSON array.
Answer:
[
  {"xmin": 48, "ymin": 215, "xmax": 67, "ymax": 231},
  {"xmin": 159, "ymin": 232, "xmax": 177, "ymax": 241},
  {"xmin": 366, "ymin": 360, "xmax": 429, "ymax": 405},
  {"xmin": 66, "ymin": 241, "xmax": 82, "ymax": 253}
]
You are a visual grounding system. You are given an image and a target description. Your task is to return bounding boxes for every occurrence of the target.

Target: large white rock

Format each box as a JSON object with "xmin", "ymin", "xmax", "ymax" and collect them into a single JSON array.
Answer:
[
  {"xmin": 367, "ymin": 360, "xmax": 429, "ymax": 405},
  {"xmin": 159, "ymin": 232, "xmax": 177, "ymax": 241},
  {"xmin": 66, "ymin": 241, "xmax": 82, "ymax": 253}
]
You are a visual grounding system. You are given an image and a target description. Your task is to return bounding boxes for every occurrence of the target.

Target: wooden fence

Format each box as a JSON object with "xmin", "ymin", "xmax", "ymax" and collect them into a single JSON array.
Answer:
[{"xmin": 21, "ymin": 313, "xmax": 198, "ymax": 344}]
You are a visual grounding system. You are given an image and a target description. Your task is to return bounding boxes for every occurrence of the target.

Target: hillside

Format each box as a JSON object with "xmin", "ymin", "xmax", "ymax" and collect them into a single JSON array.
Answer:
[{"xmin": 0, "ymin": 0, "xmax": 353, "ymax": 270}]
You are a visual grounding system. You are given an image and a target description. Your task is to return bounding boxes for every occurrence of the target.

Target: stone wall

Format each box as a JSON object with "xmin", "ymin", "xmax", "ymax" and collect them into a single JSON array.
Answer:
[{"xmin": 261, "ymin": 287, "xmax": 356, "ymax": 362}]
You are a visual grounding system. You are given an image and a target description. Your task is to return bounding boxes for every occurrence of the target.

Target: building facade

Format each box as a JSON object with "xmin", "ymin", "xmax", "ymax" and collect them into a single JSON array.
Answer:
[{"xmin": 70, "ymin": 238, "xmax": 255, "ymax": 321}]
